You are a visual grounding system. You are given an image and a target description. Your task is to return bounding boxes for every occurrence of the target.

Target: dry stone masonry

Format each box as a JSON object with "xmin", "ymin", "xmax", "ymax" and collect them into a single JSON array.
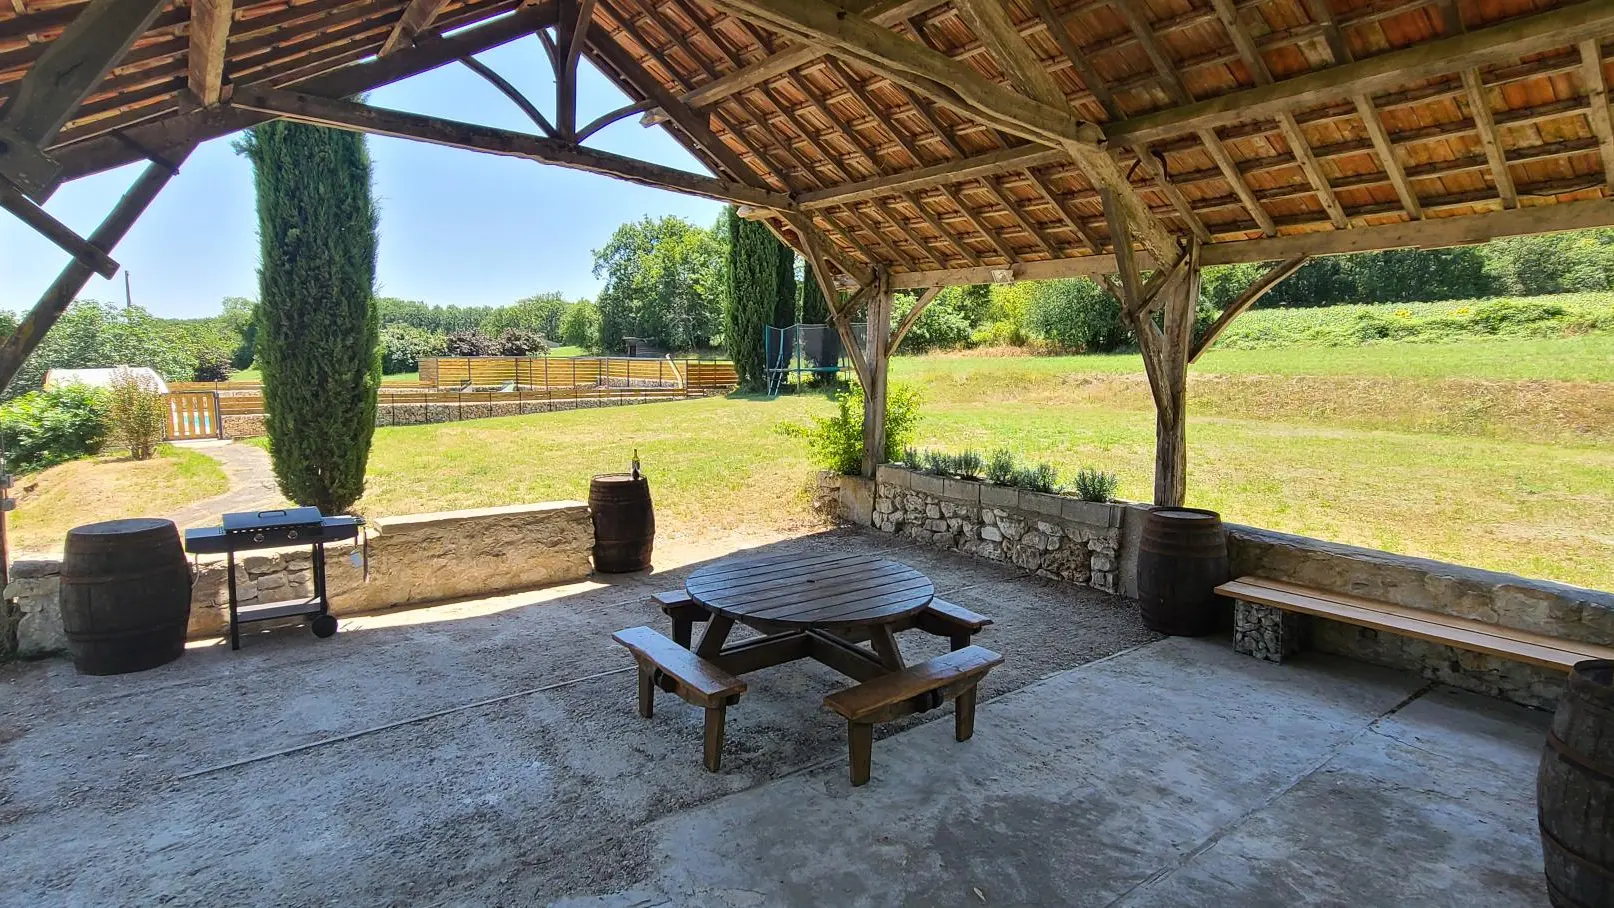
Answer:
[{"xmin": 865, "ymin": 466, "xmax": 1124, "ymax": 594}]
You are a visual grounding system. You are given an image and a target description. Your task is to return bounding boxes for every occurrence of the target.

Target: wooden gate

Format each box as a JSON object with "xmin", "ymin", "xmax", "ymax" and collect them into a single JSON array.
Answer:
[{"xmin": 165, "ymin": 392, "xmax": 220, "ymax": 440}]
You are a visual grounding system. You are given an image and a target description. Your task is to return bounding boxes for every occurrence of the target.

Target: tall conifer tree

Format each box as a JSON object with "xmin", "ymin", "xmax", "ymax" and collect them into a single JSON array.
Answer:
[
  {"xmin": 723, "ymin": 207, "xmax": 778, "ymax": 389},
  {"xmin": 239, "ymin": 121, "xmax": 380, "ymax": 513}
]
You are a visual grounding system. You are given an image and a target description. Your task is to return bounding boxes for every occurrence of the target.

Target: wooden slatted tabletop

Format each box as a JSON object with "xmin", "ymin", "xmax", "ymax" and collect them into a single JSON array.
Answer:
[{"xmin": 685, "ymin": 552, "xmax": 934, "ymax": 628}]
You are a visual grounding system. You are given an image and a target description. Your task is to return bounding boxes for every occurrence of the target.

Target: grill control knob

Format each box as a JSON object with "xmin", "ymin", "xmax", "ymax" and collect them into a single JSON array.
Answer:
[
  {"xmin": 287, "ymin": 530, "xmax": 299, "ymax": 540},
  {"xmin": 253, "ymin": 533, "xmax": 264, "ymax": 543}
]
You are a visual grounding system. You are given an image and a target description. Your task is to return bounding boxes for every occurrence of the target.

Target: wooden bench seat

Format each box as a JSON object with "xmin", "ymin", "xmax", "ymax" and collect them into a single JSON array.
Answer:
[
  {"xmin": 914, "ymin": 598, "xmax": 994, "ymax": 650},
  {"xmin": 612, "ymin": 625, "xmax": 746, "ymax": 771},
  {"xmin": 652, "ymin": 589, "xmax": 708, "ymax": 648},
  {"xmin": 1219, "ymin": 576, "xmax": 1614, "ymax": 671},
  {"xmin": 823, "ymin": 645, "xmax": 1004, "ymax": 786}
]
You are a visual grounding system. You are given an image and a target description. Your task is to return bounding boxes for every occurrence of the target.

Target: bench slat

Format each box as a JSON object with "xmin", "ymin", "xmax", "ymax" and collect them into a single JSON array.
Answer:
[
  {"xmin": 612, "ymin": 626, "xmax": 746, "ymax": 705},
  {"xmin": 923, "ymin": 598, "xmax": 992, "ymax": 631},
  {"xmin": 825, "ymin": 645, "xmax": 1003, "ymax": 722},
  {"xmin": 1219, "ymin": 577, "xmax": 1614, "ymax": 672}
]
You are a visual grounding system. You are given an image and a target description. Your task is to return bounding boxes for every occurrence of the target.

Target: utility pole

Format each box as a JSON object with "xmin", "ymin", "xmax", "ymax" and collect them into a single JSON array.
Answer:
[{"xmin": 124, "ymin": 270, "xmax": 132, "ymax": 309}]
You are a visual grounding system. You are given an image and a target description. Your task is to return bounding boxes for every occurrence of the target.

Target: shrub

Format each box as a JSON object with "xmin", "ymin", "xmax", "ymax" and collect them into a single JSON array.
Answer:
[
  {"xmin": 890, "ymin": 292, "xmax": 974, "ymax": 353},
  {"xmin": 443, "ymin": 330, "xmax": 496, "ymax": 356},
  {"xmin": 804, "ymin": 382, "xmax": 923, "ymax": 475},
  {"xmin": 560, "ymin": 301, "xmax": 601, "ymax": 349},
  {"xmin": 900, "ymin": 445, "xmax": 921, "ymax": 467},
  {"xmin": 1072, "ymin": 467, "xmax": 1120, "ymax": 503},
  {"xmin": 494, "ymin": 328, "xmax": 550, "ymax": 357},
  {"xmin": 923, "ymin": 450, "xmax": 952, "ymax": 476},
  {"xmin": 952, "ymin": 449, "xmax": 984, "ymax": 480},
  {"xmin": 105, "ymin": 367, "xmax": 166, "ymax": 460},
  {"xmin": 193, "ymin": 352, "xmax": 233, "ymax": 382},
  {"xmin": 1011, "ymin": 462, "xmax": 1062, "ymax": 494},
  {"xmin": 1026, "ymin": 278, "xmax": 1129, "ymax": 353},
  {"xmin": 0, "ymin": 385, "xmax": 107, "ymax": 473},
  {"xmin": 986, "ymin": 449, "xmax": 1016, "ymax": 484},
  {"xmin": 379, "ymin": 323, "xmax": 445, "ymax": 374}
]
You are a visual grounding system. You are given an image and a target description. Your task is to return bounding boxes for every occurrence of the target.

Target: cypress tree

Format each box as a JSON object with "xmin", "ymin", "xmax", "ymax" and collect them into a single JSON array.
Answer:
[
  {"xmin": 774, "ymin": 245, "xmax": 798, "ymax": 328},
  {"xmin": 800, "ymin": 261, "xmax": 830, "ymax": 324},
  {"xmin": 723, "ymin": 206, "xmax": 777, "ymax": 389},
  {"xmin": 239, "ymin": 120, "xmax": 380, "ymax": 514}
]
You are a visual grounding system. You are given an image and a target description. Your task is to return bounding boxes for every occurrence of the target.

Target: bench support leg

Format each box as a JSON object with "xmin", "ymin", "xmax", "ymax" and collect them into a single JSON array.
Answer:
[
  {"xmin": 671, "ymin": 619, "xmax": 692, "ymax": 649},
  {"xmin": 848, "ymin": 721, "xmax": 873, "ymax": 786},
  {"xmin": 636, "ymin": 664, "xmax": 655, "ymax": 718},
  {"xmin": 955, "ymin": 686, "xmax": 977, "ymax": 741},
  {"xmin": 949, "ymin": 632, "xmax": 971, "ymax": 652},
  {"xmin": 1232, "ymin": 600, "xmax": 1306, "ymax": 663},
  {"xmin": 703, "ymin": 705, "xmax": 726, "ymax": 772}
]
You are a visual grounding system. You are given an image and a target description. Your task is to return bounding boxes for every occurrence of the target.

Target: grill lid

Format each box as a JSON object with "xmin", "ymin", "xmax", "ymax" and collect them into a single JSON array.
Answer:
[{"xmin": 222, "ymin": 507, "xmax": 324, "ymax": 533}]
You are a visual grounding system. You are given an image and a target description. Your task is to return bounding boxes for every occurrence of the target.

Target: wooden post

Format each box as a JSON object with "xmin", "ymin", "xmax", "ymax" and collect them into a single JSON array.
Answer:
[
  {"xmin": 0, "ymin": 149, "xmax": 191, "ymax": 394},
  {"xmin": 861, "ymin": 266, "xmax": 892, "ymax": 478},
  {"xmin": 1100, "ymin": 189, "xmax": 1196, "ymax": 507}
]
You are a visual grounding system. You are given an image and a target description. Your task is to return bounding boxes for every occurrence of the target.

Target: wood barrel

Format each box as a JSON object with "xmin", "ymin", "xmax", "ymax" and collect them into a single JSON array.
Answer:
[
  {"xmin": 1136, "ymin": 506, "xmax": 1229, "ymax": 637},
  {"xmin": 589, "ymin": 474, "xmax": 654, "ymax": 573},
  {"xmin": 1539, "ymin": 659, "xmax": 1614, "ymax": 908},
  {"xmin": 59, "ymin": 518, "xmax": 193, "ymax": 676}
]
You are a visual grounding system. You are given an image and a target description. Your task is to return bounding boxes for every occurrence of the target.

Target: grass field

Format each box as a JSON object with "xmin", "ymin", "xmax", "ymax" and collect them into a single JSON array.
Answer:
[
  {"xmin": 8, "ymin": 445, "xmax": 227, "ymax": 554},
  {"xmin": 338, "ymin": 332, "xmax": 1614, "ymax": 591}
]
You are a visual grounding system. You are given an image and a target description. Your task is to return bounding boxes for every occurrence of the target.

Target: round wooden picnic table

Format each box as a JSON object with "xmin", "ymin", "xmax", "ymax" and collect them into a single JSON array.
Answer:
[
  {"xmin": 684, "ymin": 552, "xmax": 934, "ymax": 671},
  {"xmin": 686, "ymin": 552, "xmax": 933, "ymax": 628}
]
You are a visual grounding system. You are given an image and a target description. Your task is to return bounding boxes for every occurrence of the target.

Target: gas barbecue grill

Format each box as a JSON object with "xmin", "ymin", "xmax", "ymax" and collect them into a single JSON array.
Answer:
[{"xmin": 184, "ymin": 507, "xmax": 365, "ymax": 650}]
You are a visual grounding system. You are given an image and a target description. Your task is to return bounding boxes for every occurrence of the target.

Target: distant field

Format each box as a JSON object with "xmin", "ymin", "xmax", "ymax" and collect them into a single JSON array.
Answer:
[{"xmin": 1212, "ymin": 293, "xmax": 1614, "ymax": 350}]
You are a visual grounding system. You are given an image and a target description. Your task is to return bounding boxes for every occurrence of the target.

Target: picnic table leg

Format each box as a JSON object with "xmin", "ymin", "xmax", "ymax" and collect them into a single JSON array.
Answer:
[
  {"xmin": 671, "ymin": 618, "xmax": 693, "ymax": 649},
  {"xmin": 636, "ymin": 661, "xmax": 655, "ymax": 719},
  {"xmin": 955, "ymin": 687, "xmax": 977, "ymax": 741},
  {"xmin": 703, "ymin": 705, "xmax": 727, "ymax": 772},
  {"xmin": 848, "ymin": 721, "xmax": 873, "ymax": 786},
  {"xmin": 868, "ymin": 625, "xmax": 904, "ymax": 671},
  {"xmin": 695, "ymin": 614, "xmax": 735, "ymax": 659}
]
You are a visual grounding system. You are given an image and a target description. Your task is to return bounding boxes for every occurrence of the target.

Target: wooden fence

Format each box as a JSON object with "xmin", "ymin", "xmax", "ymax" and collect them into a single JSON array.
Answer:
[
  {"xmin": 418, "ymin": 356, "xmax": 738, "ymax": 390},
  {"xmin": 165, "ymin": 391, "xmax": 220, "ymax": 440}
]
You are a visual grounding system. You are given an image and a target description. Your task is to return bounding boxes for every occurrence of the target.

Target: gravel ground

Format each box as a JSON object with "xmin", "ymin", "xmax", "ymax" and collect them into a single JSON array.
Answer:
[{"xmin": 0, "ymin": 527, "xmax": 1158, "ymax": 906}]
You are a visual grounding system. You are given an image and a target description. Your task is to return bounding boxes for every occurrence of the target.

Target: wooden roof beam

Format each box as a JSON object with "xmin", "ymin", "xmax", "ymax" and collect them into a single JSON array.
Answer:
[
  {"xmin": 187, "ymin": 0, "xmax": 235, "ymax": 107},
  {"xmin": 229, "ymin": 85, "xmax": 794, "ymax": 209},
  {"xmin": 53, "ymin": 3, "xmax": 560, "ymax": 182},
  {"xmin": 1107, "ymin": 1, "xmax": 1614, "ymax": 146},
  {"xmin": 1189, "ymin": 256, "xmax": 1308, "ymax": 362},
  {"xmin": 0, "ymin": 0, "xmax": 168, "ymax": 198},
  {"xmin": 1579, "ymin": 39, "xmax": 1614, "ymax": 196},
  {"xmin": 379, "ymin": 0, "xmax": 451, "ymax": 56}
]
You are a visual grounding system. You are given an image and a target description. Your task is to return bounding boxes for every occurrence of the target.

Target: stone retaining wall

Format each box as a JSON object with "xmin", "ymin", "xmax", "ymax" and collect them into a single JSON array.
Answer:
[
  {"xmin": 219, "ymin": 395, "xmax": 717, "ymax": 438},
  {"xmin": 4, "ymin": 501, "xmax": 592, "ymax": 659},
  {"xmin": 822, "ymin": 468, "xmax": 1612, "ymax": 708}
]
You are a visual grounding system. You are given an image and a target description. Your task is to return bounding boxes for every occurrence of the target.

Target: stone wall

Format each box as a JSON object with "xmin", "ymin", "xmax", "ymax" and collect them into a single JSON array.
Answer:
[
  {"xmin": 821, "ymin": 468, "xmax": 1612, "ymax": 709},
  {"xmin": 859, "ymin": 466, "xmax": 1126, "ymax": 594},
  {"xmin": 220, "ymin": 395, "xmax": 718, "ymax": 438},
  {"xmin": 5, "ymin": 501, "xmax": 593, "ymax": 658}
]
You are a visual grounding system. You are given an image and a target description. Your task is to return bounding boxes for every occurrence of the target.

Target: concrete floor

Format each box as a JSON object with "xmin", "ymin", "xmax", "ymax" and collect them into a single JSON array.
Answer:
[{"xmin": 0, "ymin": 528, "xmax": 1548, "ymax": 907}]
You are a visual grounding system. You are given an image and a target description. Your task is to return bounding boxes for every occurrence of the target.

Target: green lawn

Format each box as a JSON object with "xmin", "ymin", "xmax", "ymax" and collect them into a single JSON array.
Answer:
[
  {"xmin": 10, "ymin": 445, "xmax": 228, "ymax": 554},
  {"xmin": 346, "ymin": 336, "xmax": 1614, "ymax": 591}
]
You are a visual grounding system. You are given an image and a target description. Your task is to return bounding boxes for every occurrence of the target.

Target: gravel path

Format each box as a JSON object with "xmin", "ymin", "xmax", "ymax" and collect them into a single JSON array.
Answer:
[{"xmin": 165, "ymin": 440, "xmax": 286, "ymax": 530}]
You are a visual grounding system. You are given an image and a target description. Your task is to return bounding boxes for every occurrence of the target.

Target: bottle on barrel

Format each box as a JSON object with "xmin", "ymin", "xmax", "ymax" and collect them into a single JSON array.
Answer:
[{"xmin": 590, "ymin": 455, "xmax": 654, "ymax": 573}]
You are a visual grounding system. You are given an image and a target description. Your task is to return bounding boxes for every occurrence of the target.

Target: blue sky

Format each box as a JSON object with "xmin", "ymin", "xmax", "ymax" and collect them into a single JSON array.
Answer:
[{"xmin": 0, "ymin": 33, "xmax": 725, "ymax": 320}]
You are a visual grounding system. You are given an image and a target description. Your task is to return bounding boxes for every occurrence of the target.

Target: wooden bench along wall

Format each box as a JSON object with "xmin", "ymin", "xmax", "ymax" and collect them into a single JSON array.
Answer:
[{"xmin": 1222, "ymin": 576, "xmax": 1614, "ymax": 674}]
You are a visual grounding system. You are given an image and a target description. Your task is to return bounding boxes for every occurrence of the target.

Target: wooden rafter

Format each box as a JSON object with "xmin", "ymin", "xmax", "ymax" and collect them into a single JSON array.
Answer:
[
  {"xmin": 1107, "ymin": 2, "xmax": 1614, "ymax": 147},
  {"xmin": 187, "ymin": 0, "xmax": 235, "ymax": 107},
  {"xmin": 379, "ymin": 0, "xmax": 450, "ymax": 56},
  {"xmin": 53, "ymin": 3, "xmax": 561, "ymax": 183},
  {"xmin": 1352, "ymin": 94, "xmax": 1423, "ymax": 219},
  {"xmin": 0, "ymin": 0, "xmax": 168, "ymax": 197},
  {"xmin": 702, "ymin": 0, "xmax": 1182, "ymax": 263},
  {"xmin": 229, "ymin": 86, "xmax": 794, "ymax": 209},
  {"xmin": 1579, "ymin": 39, "xmax": 1614, "ymax": 196}
]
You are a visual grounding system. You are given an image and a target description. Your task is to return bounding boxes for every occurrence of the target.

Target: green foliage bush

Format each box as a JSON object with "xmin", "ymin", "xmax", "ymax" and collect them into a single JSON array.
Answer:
[
  {"xmin": 596, "ymin": 215, "xmax": 724, "ymax": 354},
  {"xmin": 1011, "ymin": 462, "xmax": 1062, "ymax": 494},
  {"xmin": 8, "ymin": 301, "xmax": 194, "ymax": 397},
  {"xmin": 0, "ymin": 386, "xmax": 107, "ymax": 473},
  {"xmin": 1025, "ymin": 278, "xmax": 1129, "ymax": 353},
  {"xmin": 481, "ymin": 292, "xmax": 568, "ymax": 340},
  {"xmin": 494, "ymin": 328, "xmax": 550, "ymax": 357},
  {"xmin": 379, "ymin": 323, "xmax": 445, "ymax": 374},
  {"xmin": 105, "ymin": 368, "xmax": 166, "ymax": 460},
  {"xmin": 1072, "ymin": 467, "xmax": 1119, "ymax": 503},
  {"xmin": 240, "ymin": 118, "xmax": 380, "ymax": 514},
  {"xmin": 891, "ymin": 291, "xmax": 974, "ymax": 353},
  {"xmin": 804, "ymin": 382, "xmax": 923, "ymax": 476},
  {"xmin": 724, "ymin": 207, "xmax": 781, "ymax": 388},
  {"xmin": 986, "ymin": 449, "xmax": 1016, "ymax": 484},
  {"xmin": 443, "ymin": 330, "xmax": 496, "ymax": 356},
  {"xmin": 1210, "ymin": 294, "xmax": 1614, "ymax": 350}
]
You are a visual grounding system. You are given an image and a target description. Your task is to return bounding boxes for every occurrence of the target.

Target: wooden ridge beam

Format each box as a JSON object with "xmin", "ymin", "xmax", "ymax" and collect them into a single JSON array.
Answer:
[
  {"xmin": 51, "ymin": 4, "xmax": 559, "ymax": 183},
  {"xmin": 187, "ymin": 0, "xmax": 235, "ymax": 107},
  {"xmin": 1190, "ymin": 256, "xmax": 1308, "ymax": 361},
  {"xmin": 229, "ymin": 85, "xmax": 794, "ymax": 209},
  {"xmin": 1107, "ymin": 1, "xmax": 1614, "ymax": 147},
  {"xmin": 702, "ymin": 0, "xmax": 1183, "ymax": 263},
  {"xmin": 0, "ymin": 0, "xmax": 168, "ymax": 197},
  {"xmin": 379, "ymin": 0, "xmax": 451, "ymax": 56}
]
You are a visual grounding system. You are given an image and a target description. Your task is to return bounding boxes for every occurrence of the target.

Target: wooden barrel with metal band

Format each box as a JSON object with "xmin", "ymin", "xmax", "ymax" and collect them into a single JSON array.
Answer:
[
  {"xmin": 589, "ymin": 473, "xmax": 654, "ymax": 573},
  {"xmin": 1538, "ymin": 659, "xmax": 1614, "ymax": 908},
  {"xmin": 59, "ymin": 518, "xmax": 193, "ymax": 675},
  {"xmin": 1136, "ymin": 506, "xmax": 1230, "ymax": 637}
]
